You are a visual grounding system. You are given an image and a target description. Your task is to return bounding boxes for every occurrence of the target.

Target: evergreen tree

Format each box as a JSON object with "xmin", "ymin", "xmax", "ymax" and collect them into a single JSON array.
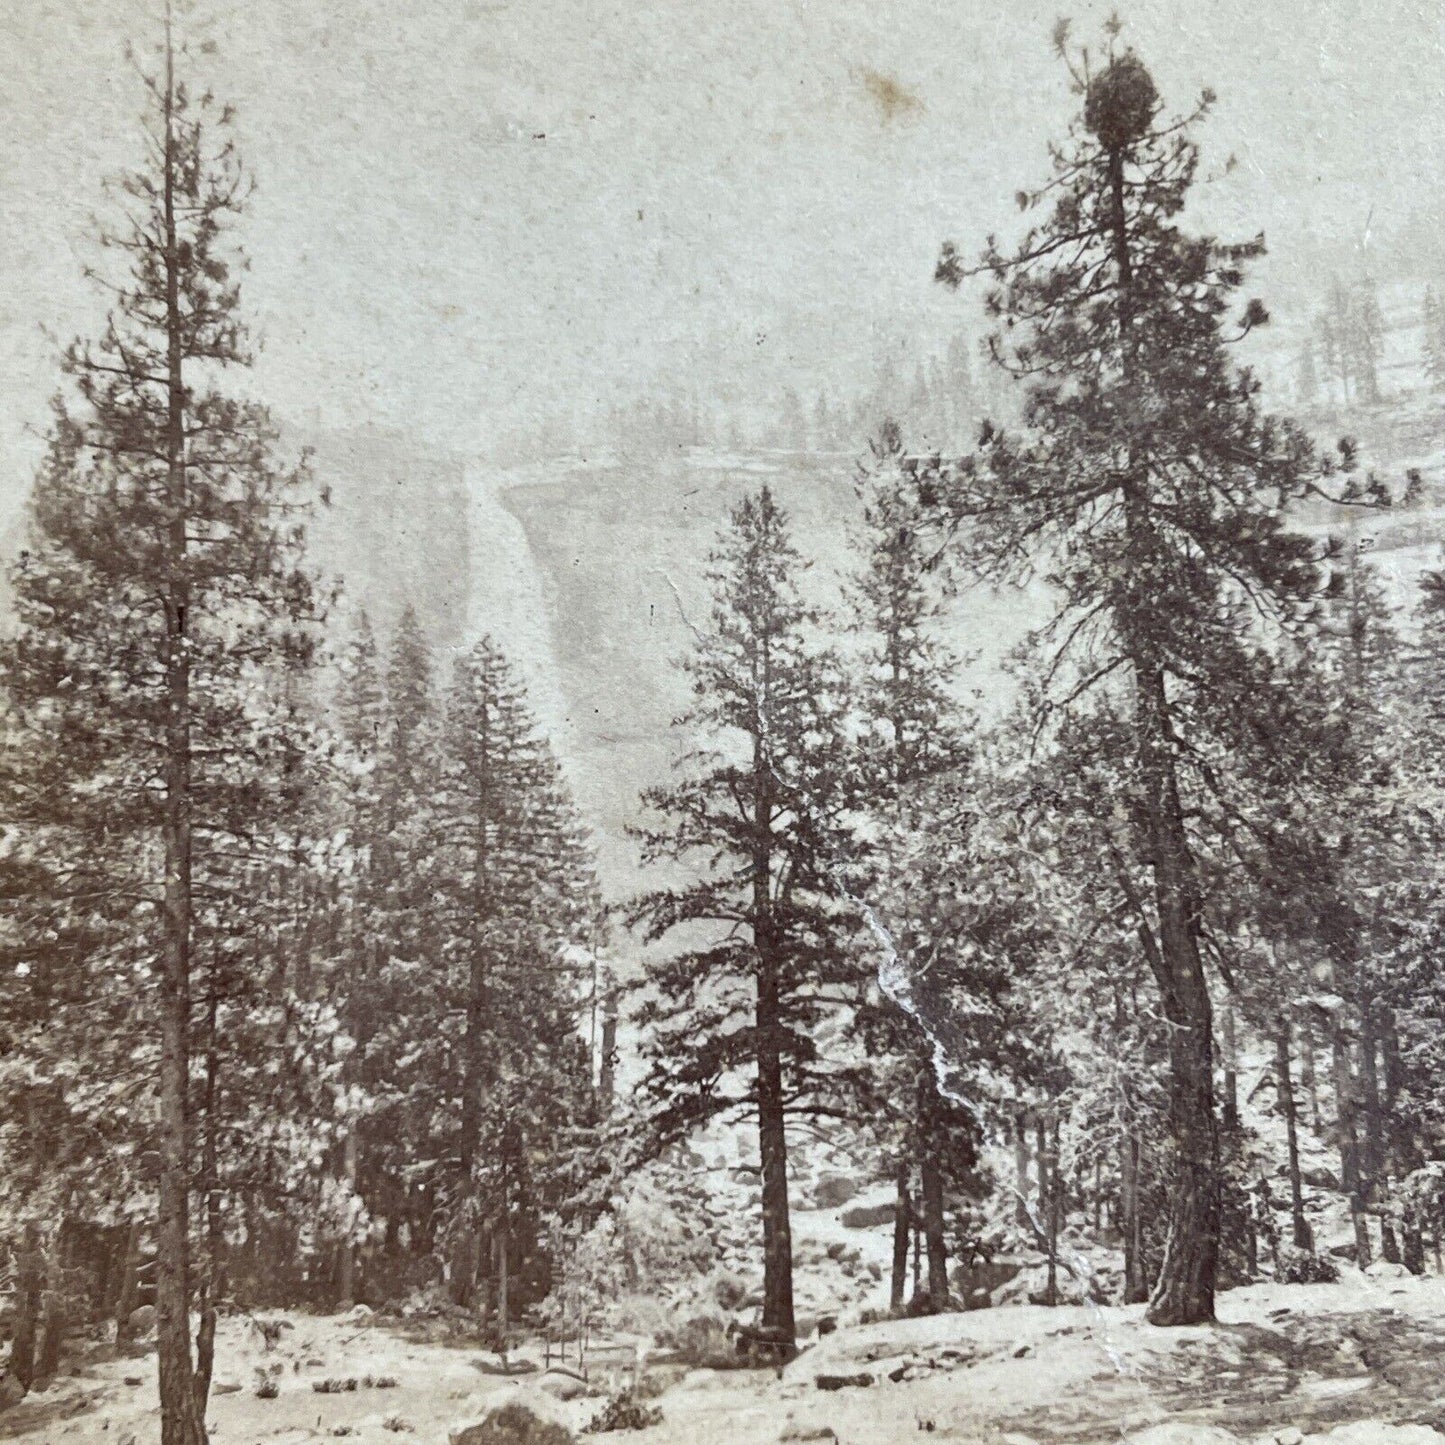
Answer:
[
  {"xmin": 353, "ymin": 607, "xmax": 445, "ymax": 1255},
  {"xmin": 1423, "ymin": 287, "xmax": 1445, "ymax": 390},
  {"xmin": 326, "ymin": 611, "xmax": 388, "ymax": 1304},
  {"xmin": 1354, "ymin": 277, "xmax": 1386, "ymax": 405},
  {"xmin": 632, "ymin": 486, "xmax": 862, "ymax": 1348},
  {"xmin": 848, "ymin": 420, "xmax": 978, "ymax": 1309},
  {"xmin": 1318, "ymin": 279, "xmax": 1357, "ymax": 407},
  {"xmin": 0, "ymin": 14, "xmax": 320, "ymax": 1438},
  {"xmin": 934, "ymin": 29, "xmax": 1330, "ymax": 1324},
  {"xmin": 433, "ymin": 636, "xmax": 596, "ymax": 1330}
]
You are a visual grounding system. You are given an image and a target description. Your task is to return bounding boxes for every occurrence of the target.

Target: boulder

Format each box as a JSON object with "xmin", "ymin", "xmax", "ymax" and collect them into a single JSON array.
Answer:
[
  {"xmin": 448, "ymin": 1392, "xmax": 576, "ymax": 1445},
  {"xmin": 1364, "ymin": 1258, "xmax": 1411, "ymax": 1281},
  {"xmin": 954, "ymin": 1259, "xmax": 1024, "ymax": 1298},
  {"xmin": 840, "ymin": 1203, "xmax": 895, "ymax": 1230},
  {"xmin": 813, "ymin": 1174, "xmax": 859, "ymax": 1209},
  {"xmin": 1303, "ymin": 1166, "xmax": 1339, "ymax": 1190},
  {"xmin": 127, "ymin": 1304, "xmax": 158, "ymax": 1337},
  {"xmin": 815, "ymin": 1373, "xmax": 873, "ymax": 1391},
  {"xmin": 667, "ymin": 1312, "xmax": 732, "ymax": 1362},
  {"xmin": 538, "ymin": 1370, "xmax": 587, "ymax": 1402}
]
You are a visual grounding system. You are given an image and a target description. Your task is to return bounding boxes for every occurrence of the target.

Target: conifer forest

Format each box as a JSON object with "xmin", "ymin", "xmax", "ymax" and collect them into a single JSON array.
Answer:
[{"xmin": 8, "ymin": 4, "xmax": 1445, "ymax": 1444}]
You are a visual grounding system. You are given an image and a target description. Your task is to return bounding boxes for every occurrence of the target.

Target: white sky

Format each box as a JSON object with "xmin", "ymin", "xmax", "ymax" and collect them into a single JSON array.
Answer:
[{"xmin": 3, "ymin": 0, "xmax": 1444, "ymax": 529}]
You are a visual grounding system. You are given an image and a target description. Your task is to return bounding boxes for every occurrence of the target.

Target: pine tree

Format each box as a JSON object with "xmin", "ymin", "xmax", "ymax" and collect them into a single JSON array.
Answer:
[
  {"xmin": 352, "ymin": 607, "xmax": 445, "ymax": 1253},
  {"xmin": 328, "ymin": 611, "xmax": 386, "ymax": 1304},
  {"xmin": 1423, "ymin": 287, "xmax": 1445, "ymax": 390},
  {"xmin": 1318, "ymin": 279, "xmax": 1356, "ymax": 407},
  {"xmin": 1301, "ymin": 554, "xmax": 1408, "ymax": 1266},
  {"xmin": 848, "ymin": 420, "xmax": 977, "ymax": 1309},
  {"xmin": 336, "ymin": 612, "xmax": 386, "ymax": 760},
  {"xmin": 632, "ymin": 486, "xmax": 862, "ymax": 1348},
  {"xmin": 0, "ymin": 11, "xmax": 320, "ymax": 1437},
  {"xmin": 934, "ymin": 28, "xmax": 1330, "ymax": 1324},
  {"xmin": 1353, "ymin": 277, "xmax": 1386, "ymax": 405},
  {"xmin": 434, "ymin": 636, "xmax": 596, "ymax": 1329}
]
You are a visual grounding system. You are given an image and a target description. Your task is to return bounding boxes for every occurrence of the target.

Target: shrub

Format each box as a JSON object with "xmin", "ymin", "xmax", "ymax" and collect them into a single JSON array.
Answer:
[
  {"xmin": 1277, "ymin": 1246, "xmax": 1340, "ymax": 1285},
  {"xmin": 582, "ymin": 1390, "xmax": 665, "ymax": 1434}
]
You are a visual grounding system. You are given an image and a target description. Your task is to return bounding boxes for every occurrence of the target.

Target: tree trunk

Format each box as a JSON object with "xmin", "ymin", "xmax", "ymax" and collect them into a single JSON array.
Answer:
[
  {"xmin": 920, "ymin": 1152, "xmax": 949, "ymax": 1313},
  {"xmin": 1358, "ymin": 1003, "xmax": 1399, "ymax": 1263},
  {"xmin": 1122, "ymin": 1134, "xmax": 1147, "ymax": 1304},
  {"xmin": 35, "ymin": 1281, "xmax": 64, "ymax": 1387},
  {"xmin": 1147, "ymin": 960, "xmax": 1218, "ymax": 1325},
  {"xmin": 114, "ymin": 1222, "xmax": 143, "ymax": 1347},
  {"xmin": 1379, "ymin": 1007, "xmax": 1423, "ymax": 1273},
  {"xmin": 1014, "ymin": 1113, "xmax": 1031, "ymax": 1227},
  {"xmin": 890, "ymin": 1164, "xmax": 910, "ymax": 1314},
  {"xmin": 156, "ymin": 20, "xmax": 206, "ymax": 1443},
  {"xmin": 1221, "ymin": 1004, "xmax": 1239, "ymax": 1133},
  {"xmin": 338, "ymin": 1129, "xmax": 359, "ymax": 1307},
  {"xmin": 598, "ymin": 1006, "xmax": 618, "ymax": 1107},
  {"xmin": 1046, "ymin": 1117, "xmax": 1064, "ymax": 1307},
  {"xmin": 751, "ymin": 697, "xmax": 794, "ymax": 1348},
  {"xmin": 917, "ymin": 1071, "xmax": 949, "ymax": 1313},
  {"xmin": 196, "ymin": 978, "xmax": 221, "ymax": 1413},
  {"xmin": 496, "ymin": 1221, "xmax": 510, "ymax": 1350},
  {"xmin": 1106, "ymin": 129, "xmax": 1219, "ymax": 1329},
  {"xmin": 6, "ymin": 1224, "xmax": 43, "ymax": 1395},
  {"xmin": 1331, "ymin": 1010, "xmax": 1372, "ymax": 1267},
  {"xmin": 1275, "ymin": 1024, "xmax": 1310, "ymax": 1250},
  {"xmin": 755, "ymin": 978, "xmax": 794, "ymax": 1342},
  {"xmin": 1037, "ymin": 1117, "xmax": 1057, "ymax": 1306},
  {"xmin": 192, "ymin": 1304, "xmax": 215, "ymax": 1414},
  {"xmin": 1298, "ymin": 1010, "xmax": 1321, "ymax": 1134}
]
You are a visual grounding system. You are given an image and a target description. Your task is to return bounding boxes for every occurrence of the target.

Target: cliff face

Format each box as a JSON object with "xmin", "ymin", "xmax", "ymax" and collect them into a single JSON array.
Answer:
[
  {"xmin": 498, "ymin": 450, "xmax": 865, "ymax": 898},
  {"xmin": 225, "ymin": 409, "xmax": 1445, "ymax": 904},
  {"xmin": 302, "ymin": 425, "xmax": 473, "ymax": 655}
]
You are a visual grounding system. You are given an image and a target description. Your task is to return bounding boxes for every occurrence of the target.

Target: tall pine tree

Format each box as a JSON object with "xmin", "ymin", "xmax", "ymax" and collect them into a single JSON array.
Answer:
[
  {"xmin": 632, "ymin": 487, "xmax": 861, "ymax": 1348},
  {"xmin": 848, "ymin": 420, "xmax": 978, "ymax": 1311},
  {"xmin": 935, "ymin": 28, "xmax": 1328, "ymax": 1323},
  {"xmin": 0, "ymin": 12, "xmax": 320, "ymax": 1438}
]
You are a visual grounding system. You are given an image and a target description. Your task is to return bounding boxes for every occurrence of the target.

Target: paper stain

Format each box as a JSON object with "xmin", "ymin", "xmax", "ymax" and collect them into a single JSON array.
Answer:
[{"xmin": 860, "ymin": 67, "xmax": 924, "ymax": 124}]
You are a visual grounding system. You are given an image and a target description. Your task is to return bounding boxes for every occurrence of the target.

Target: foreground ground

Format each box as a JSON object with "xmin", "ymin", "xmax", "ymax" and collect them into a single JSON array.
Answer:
[{"xmin": 7, "ymin": 1272, "xmax": 1445, "ymax": 1444}]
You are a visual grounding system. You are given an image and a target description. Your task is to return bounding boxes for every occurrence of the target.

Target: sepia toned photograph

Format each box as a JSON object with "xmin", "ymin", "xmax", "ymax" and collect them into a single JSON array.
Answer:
[{"xmin": 4, "ymin": 1, "xmax": 1445, "ymax": 1441}]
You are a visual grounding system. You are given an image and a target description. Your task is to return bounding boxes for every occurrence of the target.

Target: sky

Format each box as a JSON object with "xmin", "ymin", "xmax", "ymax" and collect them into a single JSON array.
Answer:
[{"xmin": 3, "ymin": 0, "xmax": 1445, "ymax": 530}]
